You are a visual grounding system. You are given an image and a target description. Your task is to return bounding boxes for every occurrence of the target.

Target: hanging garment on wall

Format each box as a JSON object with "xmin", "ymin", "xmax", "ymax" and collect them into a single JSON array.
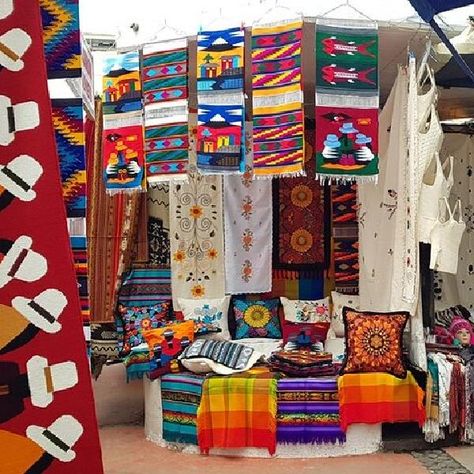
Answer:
[
  {"xmin": 143, "ymin": 39, "xmax": 189, "ymax": 182},
  {"xmin": 102, "ymin": 111, "xmax": 146, "ymax": 193},
  {"xmin": 315, "ymin": 19, "xmax": 379, "ymax": 183},
  {"xmin": 277, "ymin": 378, "xmax": 346, "ymax": 445},
  {"xmin": 88, "ymin": 101, "xmax": 141, "ymax": 322},
  {"xmin": 170, "ymin": 171, "xmax": 225, "ymax": 307},
  {"xmin": 147, "ymin": 183, "xmax": 170, "ymax": 265},
  {"xmin": 273, "ymin": 123, "xmax": 327, "ymax": 277},
  {"xmin": 196, "ymin": 27, "xmax": 244, "ymax": 174},
  {"xmin": 332, "ymin": 184, "xmax": 359, "ymax": 294},
  {"xmin": 70, "ymin": 235, "xmax": 89, "ymax": 325},
  {"xmin": 142, "ymin": 39, "xmax": 188, "ymax": 105},
  {"xmin": 440, "ymin": 134, "xmax": 474, "ymax": 311},
  {"xmin": 40, "ymin": 0, "xmax": 81, "ymax": 79},
  {"xmin": 0, "ymin": 2, "xmax": 103, "ymax": 472},
  {"xmin": 251, "ymin": 21, "xmax": 305, "ymax": 177},
  {"xmin": 102, "ymin": 51, "xmax": 142, "ymax": 115},
  {"xmin": 224, "ymin": 168, "xmax": 272, "ymax": 294},
  {"xmin": 51, "ymin": 98, "xmax": 86, "ymax": 217}
]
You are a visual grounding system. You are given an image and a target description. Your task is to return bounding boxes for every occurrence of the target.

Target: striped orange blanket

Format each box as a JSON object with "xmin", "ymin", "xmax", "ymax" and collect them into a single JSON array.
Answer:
[{"xmin": 338, "ymin": 372, "xmax": 425, "ymax": 431}]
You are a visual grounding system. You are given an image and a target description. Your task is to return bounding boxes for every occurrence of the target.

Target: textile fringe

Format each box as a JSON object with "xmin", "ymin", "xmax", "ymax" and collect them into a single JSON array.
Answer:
[
  {"xmin": 315, "ymin": 93, "xmax": 379, "ymax": 109},
  {"xmin": 272, "ymin": 269, "xmax": 323, "ymax": 280},
  {"xmin": 317, "ymin": 17, "xmax": 378, "ymax": 30},
  {"xmin": 316, "ymin": 174, "xmax": 378, "ymax": 185},
  {"xmin": 255, "ymin": 17, "xmax": 303, "ymax": 28},
  {"xmin": 255, "ymin": 169, "xmax": 306, "ymax": 180},
  {"xmin": 147, "ymin": 175, "xmax": 189, "ymax": 185},
  {"xmin": 253, "ymin": 90, "xmax": 303, "ymax": 108},
  {"xmin": 106, "ymin": 187, "xmax": 146, "ymax": 196},
  {"xmin": 277, "ymin": 436, "xmax": 346, "ymax": 446}
]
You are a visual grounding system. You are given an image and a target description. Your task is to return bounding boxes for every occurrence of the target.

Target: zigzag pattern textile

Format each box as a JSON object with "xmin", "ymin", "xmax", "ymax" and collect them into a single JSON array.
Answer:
[
  {"xmin": 40, "ymin": 0, "xmax": 81, "ymax": 78},
  {"xmin": 143, "ymin": 39, "xmax": 189, "ymax": 182},
  {"xmin": 51, "ymin": 98, "xmax": 86, "ymax": 217},
  {"xmin": 197, "ymin": 27, "xmax": 245, "ymax": 174},
  {"xmin": 251, "ymin": 21, "xmax": 305, "ymax": 177},
  {"xmin": 314, "ymin": 19, "xmax": 379, "ymax": 183}
]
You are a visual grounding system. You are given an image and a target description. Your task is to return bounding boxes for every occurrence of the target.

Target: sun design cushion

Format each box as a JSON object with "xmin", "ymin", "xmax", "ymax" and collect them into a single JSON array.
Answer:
[
  {"xmin": 280, "ymin": 296, "xmax": 330, "ymax": 323},
  {"xmin": 341, "ymin": 308, "xmax": 409, "ymax": 379},
  {"xmin": 116, "ymin": 302, "xmax": 171, "ymax": 355},
  {"xmin": 177, "ymin": 296, "xmax": 231, "ymax": 340},
  {"xmin": 331, "ymin": 291, "xmax": 360, "ymax": 337},
  {"xmin": 233, "ymin": 299, "xmax": 281, "ymax": 339}
]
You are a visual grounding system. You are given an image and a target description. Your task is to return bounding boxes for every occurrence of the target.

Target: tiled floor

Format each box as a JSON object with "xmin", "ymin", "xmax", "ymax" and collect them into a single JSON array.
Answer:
[{"xmin": 100, "ymin": 425, "xmax": 430, "ymax": 474}]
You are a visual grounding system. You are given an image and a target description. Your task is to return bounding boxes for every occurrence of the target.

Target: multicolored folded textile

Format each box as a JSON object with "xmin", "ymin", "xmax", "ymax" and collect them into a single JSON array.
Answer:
[
  {"xmin": 51, "ymin": 98, "xmax": 86, "ymax": 217},
  {"xmin": 161, "ymin": 373, "xmax": 206, "ymax": 445},
  {"xmin": 40, "ymin": 0, "xmax": 81, "ymax": 78},
  {"xmin": 197, "ymin": 368, "xmax": 278, "ymax": 454},
  {"xmin": 123, "ymin": 347, "xmax": 152, "ymax": 381},
  {"xmin": 252, "ymin": 21, "xmax": 305, "ymax": 177},
  {"xmin": 332, "ymin": 183, "xmax": 359, "ymax": 294},
  {"xmin": 118, "ymin": 267, "xmax": 172, "ymax": 307},
  {"xmin": 273, "ymin": 123, "xmax": 326, "ymax": 276},
  {"xmin": 197, "ymin": 27, "xmax": 245, "ymax": 173},
  {"xmin": 277, "ymin": 378, "xmax": 346, "ymax": 444},
  {"xmin": 269, "ymin": 350, "xmax": 336, "ymax": 376},
  {"xmin": 338, "ymin": 371, "xmax": 426, "ymax": 431},
  {"xmin": 315, "ymin": 19, "xmax": 379, "ymax": 183}
]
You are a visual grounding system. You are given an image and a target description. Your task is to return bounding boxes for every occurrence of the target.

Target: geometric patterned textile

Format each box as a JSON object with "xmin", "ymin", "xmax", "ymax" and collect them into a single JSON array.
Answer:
[
  {"xmin": 70, "ymin": 235, "xmax": 89, "ymax": 323},
  {"xmin": 0, "ymin": 2, "xmax": 103, "ymax": 471},
  {"xmin": 251, "ymin": 21, "xmax": 305, "ymax": 177},
  {"xmin": 40, "ymin": 0, "xmax": 81, "ymax": 79},
  {"xmin": 51, "ymin": 98, "xmax": 86, "ymax": 217}
]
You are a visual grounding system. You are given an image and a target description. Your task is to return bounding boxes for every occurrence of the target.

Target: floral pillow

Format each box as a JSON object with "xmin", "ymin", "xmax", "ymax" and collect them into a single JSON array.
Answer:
[
  {"xmin": 331, "ymin": 291, "xmax": 360, "ymax": 337},
  {"xmin": 280, "ymin": 297, "xmax": 330, "ymax": 323},
  {"xmin": 233, "ymin": 299, "xmax": 281, "ymax": 339},
  {"xmin": 116, "ymin": 302, "xmax": 170, "ymax": 355},
  {"xmin": 177, "ymin": 296, "xmax": 231, "ymax": 340},
  {"xmin": 341, "ymin": 308, "xmax": 409, "ymax": 379},
  {"xmin": 143, "ymin": 320, "xmax": 195, "ymax": 379}
]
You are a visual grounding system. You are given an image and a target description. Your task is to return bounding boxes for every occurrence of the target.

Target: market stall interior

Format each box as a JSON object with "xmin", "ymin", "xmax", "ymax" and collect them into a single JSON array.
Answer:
[{"xmin": 2, "ymin": 0, "xmax": 474, "ymax": 470}]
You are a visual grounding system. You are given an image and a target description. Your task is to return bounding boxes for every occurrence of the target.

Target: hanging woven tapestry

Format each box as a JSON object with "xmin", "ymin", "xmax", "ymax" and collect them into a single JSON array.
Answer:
[
  {"xmin": 102, "ymin": 111, "xmax": 145, "ymax": 193},
  {"xmin": 251, "ymin": 21, "xmax": 305, "ymax": 177},
  {"xmin": 147, "ymin": 184, "xmax": 170, "ymax": 265},
  {"xmin": 142, "ymin": 39, "xmax": 188, "ymax": 105},
  {"xmin": 70, "ymin": 235, "xmax": 89, "ymax": 324},
  {"xmin": 0, "ymin": 1, "xmax": 103, "ymax": 472},
  {"xmin": 170, "ymin": 171, "xmax": 225, "ymax": 306},
  {"xmin": 51, "ymin": 98, "xmax": 86, "ymax": 217},
  {"xmin": 273, "ymin": 121, "xmax": 327, "ymax": 277},
  {"xmin": 332, "ymin": 183, "xmax": 359, "ymax": 294},
  {"xmin": 40, "ymin": 0, "xmax": 81, "ymax": 79},
  {"xmin": 224, "ymin": 168, "xmax": 272, "ymax": 294},
  {"xmin": 315, "ymin": 19, "xmax": 379, "ymax": 183},
  {"xmin": 197, "ymin": 27, "xmax": 244, "ymax": 92},
  {"xmin": 144, "ymin": 101, "xmax": 189, "ymax": 182},
  {"xmin": 197, "ymin": 102, "xmax": 244, "ymax": 173},
  {"xmin": 102, "ymin": 51, "xmax": 142, "ymax": 115}
]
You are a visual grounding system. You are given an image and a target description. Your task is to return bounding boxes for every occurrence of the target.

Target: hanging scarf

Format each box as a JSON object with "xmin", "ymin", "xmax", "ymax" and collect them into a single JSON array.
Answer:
[
  {"xmin": 251, "ymin": 21, "xmax": 305, "ymax": 178},
  {"xmin": 423, "ymin": 357, "xmax": 441, "ymax": 442},
  {"xmin": 196, "ymin": 27, "xmax": 245, "ymax": 174},
  {"xmin": 143, "ymin": 39, "xmax": 189, "ymax": 181},
  {"xmin": 315, "ymin": 19, "xmax": 379, "ymax": 184},
  {"xmin": 449, "ymin": 361, "xmax": 466, "ymax": 437}
]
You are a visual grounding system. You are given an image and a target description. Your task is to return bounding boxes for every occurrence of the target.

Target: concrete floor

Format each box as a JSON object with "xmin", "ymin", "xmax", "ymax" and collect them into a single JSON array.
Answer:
[{"xmin": 100, "ymin": 424, "xmax": 473, "ymax": 474}]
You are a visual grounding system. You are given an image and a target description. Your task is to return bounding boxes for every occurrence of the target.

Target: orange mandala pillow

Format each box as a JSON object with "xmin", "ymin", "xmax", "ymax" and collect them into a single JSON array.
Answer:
[{"xmin": 341, "ymin": 308, "xmax": 409, "ymax": 379}]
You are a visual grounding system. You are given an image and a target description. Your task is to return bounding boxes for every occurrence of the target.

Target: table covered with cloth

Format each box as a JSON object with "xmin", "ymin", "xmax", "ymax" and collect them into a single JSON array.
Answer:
[
  {"xmin": 197, "ymin": 367, "xmax": 278, "ymax": 454},
  {"xmin": 338, "ymin": 371, "xmax": 426, "ymax": 431},
  {"xmin": 277, "ymin": 378, "xmax": 346, "ymax": 445}
]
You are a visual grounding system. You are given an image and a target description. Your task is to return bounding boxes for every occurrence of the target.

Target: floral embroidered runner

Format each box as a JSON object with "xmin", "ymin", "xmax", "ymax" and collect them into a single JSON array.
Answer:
[
  {"xmin": 315, "ymin": 20, "xmax": 379, "ymax": 183},
  {"xmin": 170, "ymin": 170, "xmax": 225, "ymax": 306}
]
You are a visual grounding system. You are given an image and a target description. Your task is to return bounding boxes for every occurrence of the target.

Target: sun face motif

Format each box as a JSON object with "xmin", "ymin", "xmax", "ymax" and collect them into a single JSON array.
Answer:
[
  {"xmin": 291, "ymin": 184, "xmax": 313, "ymax": 208},
  {"xmin": 243, "ymin": 304, "xmax": 271, "ymax": 328},
  {"xmin": 290, "ymin": 228, "xmax": 313, "ymax": 253}
]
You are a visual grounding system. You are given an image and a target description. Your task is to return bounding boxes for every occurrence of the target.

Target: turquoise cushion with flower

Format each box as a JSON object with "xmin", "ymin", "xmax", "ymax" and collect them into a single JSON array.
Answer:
[
  {"xmin": 116, "ymin": 302, "xmax": 171, "ymax": 355},
  {"xmin": 233, "ymin": 299, "xmax": 281, "ymax": 339}
]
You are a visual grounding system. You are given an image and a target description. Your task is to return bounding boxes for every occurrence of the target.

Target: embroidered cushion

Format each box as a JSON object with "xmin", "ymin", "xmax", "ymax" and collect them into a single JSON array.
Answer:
[
  {"xmin": 233, "ymin": 298, "xmax": 281, "ymax": 339},
  {"xmin": 116, "ymin": 302, "xmax": 171, "ymax": 355},
  {"xmin": 177, "ymin": 296, "xmax": 231, "ymax": 340},
  {"xmin": 280, "ymin": 296, "xmax": 330, "ymax": 323},
  {"xmin": 143, "ymin": 320, "xmax": 195, "ymax": 378},
  {"xmin": 341, "ymin": 308, "xmax": 409, "ymax": 379},
  {"xmin": 331, "ymin": 291, "xmax": 360, "ymax": 337}
]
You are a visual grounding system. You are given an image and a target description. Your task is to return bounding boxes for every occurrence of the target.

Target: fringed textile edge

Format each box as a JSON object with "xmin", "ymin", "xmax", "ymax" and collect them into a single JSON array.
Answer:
[
  {"xmin": 106, "ymin": 187, "xmax": 147, "ymax": 196},
  {"xmin": 315, "ymin": 173, "xmax": 378, "ymax": 185}
]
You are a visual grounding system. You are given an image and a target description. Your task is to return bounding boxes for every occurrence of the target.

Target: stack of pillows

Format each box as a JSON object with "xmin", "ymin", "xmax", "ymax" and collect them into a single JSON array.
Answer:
[{"xmin": 116, "ymin": 290, "xmax": 411, "ymax": 380}]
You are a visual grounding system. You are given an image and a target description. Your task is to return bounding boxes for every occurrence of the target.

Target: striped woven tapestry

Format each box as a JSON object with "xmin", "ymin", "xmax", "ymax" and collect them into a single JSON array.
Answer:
[
  {"xmin": 51, "ymin": 98, "xmax": 86, "ymax": 218},
  {"xmin": 197, "ymin": 27, "xmax": 245, "ymax": 174},
  {"xmin": 143, "ymin": 40, "xmax": 189, "ymax": 182},
  {"xmin": 251, "ymin": 21, "xmax": 305, "ymax": 177},
  {"xmin": 40, "ymin": 0, "xmax": 81, "ymax": 78},
  {"xmin": 277, "ymin": 378, "xmax": 346, "ymax": 444},
  {"xmin": 70, "ymin": 235, "xmax": 89, "ymax": 324}
]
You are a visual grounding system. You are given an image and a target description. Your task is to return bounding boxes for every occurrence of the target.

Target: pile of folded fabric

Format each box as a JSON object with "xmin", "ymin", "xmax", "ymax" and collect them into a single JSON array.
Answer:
[{"xmin": 268, "ymin": 350, "xmax": 337, "ymax": 376}]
